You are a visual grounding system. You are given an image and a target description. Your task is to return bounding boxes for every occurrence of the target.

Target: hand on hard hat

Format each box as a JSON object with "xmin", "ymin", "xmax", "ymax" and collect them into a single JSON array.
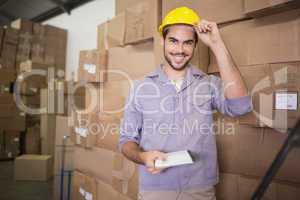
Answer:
[{"xmin": 194, "ymin": 20, "xmax": 222, "ymax": 47}]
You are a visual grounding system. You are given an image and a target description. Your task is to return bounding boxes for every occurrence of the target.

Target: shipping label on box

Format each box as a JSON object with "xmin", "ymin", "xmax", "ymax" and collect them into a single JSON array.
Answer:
[
  {"xmin": 275, "ymin": 92, "xmax": 298, "ymax": 110},
  {"xmin": 78, "ymin": 50, "xmax": 107, "ymax": 83},
  {"xmin": 238, "ymin": 62, "xmax": 300, "ymax": 129}
]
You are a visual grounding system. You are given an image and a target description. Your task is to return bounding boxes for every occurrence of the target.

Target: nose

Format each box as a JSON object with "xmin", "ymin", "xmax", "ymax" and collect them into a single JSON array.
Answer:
[{"xmin": 175, "ymin": 43, "xmax": 184, "ymax": 54}]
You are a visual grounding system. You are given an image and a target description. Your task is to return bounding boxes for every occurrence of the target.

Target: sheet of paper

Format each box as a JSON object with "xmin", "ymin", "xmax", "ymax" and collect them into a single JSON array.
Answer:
[
  {"xmin": 275, "ymin": 92, "xmax": 298, "ymax": 110},
  {"xmin": 154, "ymin": 150, "xmax": 194, "ymax": 168}
]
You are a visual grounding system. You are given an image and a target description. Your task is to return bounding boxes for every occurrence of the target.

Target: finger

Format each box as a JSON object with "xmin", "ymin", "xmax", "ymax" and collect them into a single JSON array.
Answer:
[
  {"xmin": 145, "ymin": 160, "xmax": 155, "ymax": 168},
  {"xmin": 194, "ymin": 24, "xmax": 203, "ymax": 33},
  {"xmin": 151, "ymin": 169, "xmax": 164, "ymax": 174},
  {"xmin": 201, "ymin": 24, "xmax": 209, "ymax": 33},
  {"xmin": 151, "ymin": 170, "xmax": 161, "ymax": 174},
  {"xmin": 147, "ymin": 167, "xmax": 155, "ymax": 173},
  {"xmin": 205, "ymin": 24, "xmax": 212, "ymax": 31},
  {"xmin": 155, "ymin": 152, "xmax": 167, "ymax": 161}
]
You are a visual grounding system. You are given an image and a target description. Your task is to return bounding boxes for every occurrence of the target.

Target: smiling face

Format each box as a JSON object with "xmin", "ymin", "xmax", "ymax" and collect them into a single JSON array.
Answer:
[{"xmin": 162, "ymin": 24, "xmax": 197, "ymax": 71}]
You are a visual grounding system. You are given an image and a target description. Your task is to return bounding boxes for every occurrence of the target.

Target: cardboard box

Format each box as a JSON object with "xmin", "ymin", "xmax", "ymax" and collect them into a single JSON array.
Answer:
[
  {"xmin": 215, "ymin": 118, "xmax": 244, "ymax": 174},
  {"xmin": 20, "ymin": 94, "xmax": 40, "ymax": 109},
  {"xmin": 97, "ymin": 13, "xmax": 126, "ymax": 51},
  {"xmin": 0, "ymin": 69, "xmax": 16, "ymax": 83},
  {"xmin": 261, "ymin": 128, "xmax": 300, "ymax": 183},
  {"xmin": 216, "ymin": 173, "xmax": 300, "ymax": 200},
  {"xmin": 25, "ymin": 114, "xmax": 40, "ymax": 127},
  {"xmin": 18, "ymin": 60, "xmax": 48, "ymax": 83},
  {"xmin": 0, "ymin": 103, "xmax": 20, "ymax": 117},
  {"xmin": 73, "ymin": 146, "xmax": 115, "ymax": 184},
  {"xmin": 209, "ymin": 9, "xmax": 300, "ymax": 70},
  {"xmin": 3, "ymin": 28, "xmax": 19, "ymax": 45},
  {"xmin": 1, "ymin": 43, "xmax": 17, "ymax": 70},
  {"xmin": 78, "ymin": 80, "xmax": 129, "ymax": 116},
  {"xmin": 14, "ymin": 154, "xmax": 53, "ymax": 181},
  {"xmin": 107, "ymin": 41, "xmax": 156, "ymax": 81},
  {"xmin": 244, "ymin": 0, "xmax": 300, "ymax": 17},
  {"xmin": 31, "ymin": 37, "xmax": 45, "ymax": 64},
  {"xmin": 41, "ymin": 114, "xmax": 56, "ymax": 156},
  {"xmin": 72, "ymin": 170, "xmax": 97, "ymax": 200},
  {"xmin": 25, "ymin": 125, "xmax": 41, "ymax": 154},
  {"xmin": 55, "ymin": 115, "xmax": 73, "ymax": 146},
  {"xmin": 0, "ymin": 82, "xmax": 11, "ymax": 94},
  {"xmin": 33, "ymin": 23, "xmax": 45, "ymax": 36},
  {"xmin": 44, "ymin": 25, "xmax": 67, "ymax": 70},
  {"xmin": 163, "ymin": 0, "xmax": 246, "ymax": 24},
  {"xmin": 115, "ymin": 0, "xmax": 140, "ymax": 15},
  {"xmin": 15, "ymin": 72, "xmax": 47, "ymax": 95},
  {"xmin": 95, "ymin": 113, "xmax": 121, "ymax": 152},
  {"xmin": 216, "ymin": 173, "xmax": 240, "ymax": 200},
  {"xmin": 96, "ymin": 178, "xmax": 120, "ymax": 200},
  {"xmin": 124, "ymin": 0, "xmax": 161, "ymax": 44},
  {"xmin": 78, "ymin": 50, "xmax": 107, "ymax": 83},
  {"xmin": 4, "ymin": 130, "xmax": 20, "ymax": 158},
  {"xmin": 216, "ymin": 120, "xmax": 300, "ymax": 183},
  {"xmin": 0, "ymin": 114, "xmax": 26, "ymax": 131},
  {"xmin": 72, "ymin": 170, "xmax": 127, "ymax": 200},
  {"xmin": 40, "ymin": 83, "xmax": 86, "ymax": 116},
  {"xmin": 70, "ymin": 112, "xmax": 97, "ymax": 148},
  {"xmin": 16, "ymin": 32, "xmax": 32, "ymax": 64},
  {"xmin": 112, "ymin": 153, "xmax": 139, "ymax": 200},
  {"xmin": 54, "ymin": 146, "xmax": 74, "ymax": 176},
  {"xmin": 238, "ymin": 62, "xmax": 300, "ymax": 129},
  {"xmin": 238, "ymin": 175, "xmax": 300, "ymax": 200},
  {"xmin": 11, "ymin": 19, "xmax": 33, "ymax": 33}
]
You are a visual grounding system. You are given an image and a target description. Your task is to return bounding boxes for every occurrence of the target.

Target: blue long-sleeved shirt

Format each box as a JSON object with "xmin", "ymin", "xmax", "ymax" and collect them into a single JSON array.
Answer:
[{"xmin": 119, "ymin": 64, "xmax": 252, "ymax": 191}]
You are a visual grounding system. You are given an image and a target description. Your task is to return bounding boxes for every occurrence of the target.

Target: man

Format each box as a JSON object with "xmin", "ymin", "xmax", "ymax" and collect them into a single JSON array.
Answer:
[{"xmin": 119, "ymin": 7, "xmax": 252, "ymax": 200}]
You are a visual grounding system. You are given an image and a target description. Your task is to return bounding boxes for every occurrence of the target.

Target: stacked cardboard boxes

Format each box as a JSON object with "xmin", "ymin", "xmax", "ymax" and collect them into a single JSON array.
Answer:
[
  {"xmin": 69, "ymin": 1, "xmax": 170, "ymax": 199},
  {"xmin": 0, "ymin": 18, "xmax": 68, "ymax": 182},
  {"xmin": 199, "ymin": 1, "xmax": 300, "ymax": 198},
  {"xmin": 55, "ymin": 0, "xmax": 299, "ymax": 199},
  {"xmin": 0, "ymin": 26, "xmax": 25, "ymax": 144}
]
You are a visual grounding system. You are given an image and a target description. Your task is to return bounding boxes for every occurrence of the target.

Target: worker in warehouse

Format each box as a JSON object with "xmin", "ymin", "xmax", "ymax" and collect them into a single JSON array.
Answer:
[{"xmin": 119, "ymin": 7, "xmax": 252, "ymax": 200}]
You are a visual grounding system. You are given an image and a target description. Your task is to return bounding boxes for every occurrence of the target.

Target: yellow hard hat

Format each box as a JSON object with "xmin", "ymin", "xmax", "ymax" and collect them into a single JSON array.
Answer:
[{"xmin": 159, "ymin": 7, "xmax": 200, "ymax": 35}]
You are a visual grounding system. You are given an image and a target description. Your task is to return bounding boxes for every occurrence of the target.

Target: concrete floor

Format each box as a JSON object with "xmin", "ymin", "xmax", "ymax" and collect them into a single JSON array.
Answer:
[{"xmin": 0, "ymin": 161, "xmax": 53, "ymax": 200}]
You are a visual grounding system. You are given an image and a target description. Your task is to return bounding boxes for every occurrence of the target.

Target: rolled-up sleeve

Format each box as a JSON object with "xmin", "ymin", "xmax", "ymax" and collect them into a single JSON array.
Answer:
[
  {"xmin": 118, "ymin": 82, "xmax": 143, "ymax": 152},
  {"xmin": 210, "ymin": 75, "xmax": 252, "ymax": 117}
]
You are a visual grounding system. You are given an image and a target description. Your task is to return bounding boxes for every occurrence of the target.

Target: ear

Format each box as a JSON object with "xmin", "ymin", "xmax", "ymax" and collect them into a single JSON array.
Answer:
[{"xmin": 160, "ymin": 36, "xmax": 164, "ymax": 46}]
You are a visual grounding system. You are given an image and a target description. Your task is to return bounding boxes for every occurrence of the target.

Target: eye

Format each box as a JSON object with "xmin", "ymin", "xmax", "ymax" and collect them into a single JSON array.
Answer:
[
  {"xmin": 185, "ymin": 40, "xmax": 195, "ymax": 46},
  {"xmin": 168, "ymin": 38, "xmax": 177, "ymax": 44}
]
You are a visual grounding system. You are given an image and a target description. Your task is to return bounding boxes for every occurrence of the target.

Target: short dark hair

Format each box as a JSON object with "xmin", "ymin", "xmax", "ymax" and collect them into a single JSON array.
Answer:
[{"xmin": 162, "ymin": 24, "xmax": 198, "ymax": 45}]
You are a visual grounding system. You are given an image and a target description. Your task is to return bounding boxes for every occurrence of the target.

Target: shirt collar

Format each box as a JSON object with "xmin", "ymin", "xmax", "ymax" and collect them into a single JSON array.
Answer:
[{"xmin": 146, "ymin": 63, "xmax": 205, "ymax": 83}]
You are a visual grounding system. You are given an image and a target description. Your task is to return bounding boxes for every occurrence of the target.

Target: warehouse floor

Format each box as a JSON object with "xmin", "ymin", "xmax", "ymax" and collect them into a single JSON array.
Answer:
[{"xmin": 0, "ymin": 161, "xmax": 53, "ymax": 200}]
